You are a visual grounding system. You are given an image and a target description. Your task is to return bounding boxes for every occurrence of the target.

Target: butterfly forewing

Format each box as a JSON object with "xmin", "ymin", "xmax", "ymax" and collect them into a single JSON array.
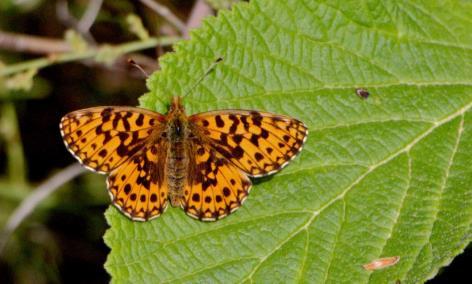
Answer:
[
  {"xmin": 189, "ymin": 110, "xmax": 308, "ymax": 177},
  {"xmin": 60, "ymin": 107, "xmax": 165, "ymax": 173}
]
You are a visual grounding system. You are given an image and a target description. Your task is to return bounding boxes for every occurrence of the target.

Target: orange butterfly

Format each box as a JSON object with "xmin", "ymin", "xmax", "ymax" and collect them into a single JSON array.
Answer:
[{"xmin": 60, "ymin": 95, "xmax": 307, "ymax": 221}]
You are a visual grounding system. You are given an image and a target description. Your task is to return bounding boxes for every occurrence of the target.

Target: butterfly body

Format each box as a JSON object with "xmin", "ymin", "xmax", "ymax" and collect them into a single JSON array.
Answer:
[
  {"xmin": 60, "ymin": 96, "xmax": 308, "ymax": 221},
  {"xmin": 165, "ymin": 97, "xmax": 194, "ymax": 207}
]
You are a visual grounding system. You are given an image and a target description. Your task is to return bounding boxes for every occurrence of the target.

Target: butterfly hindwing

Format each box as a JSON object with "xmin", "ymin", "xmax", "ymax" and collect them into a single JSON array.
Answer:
[
  {"xmin": 182, "ymin": 137, "xmax": 252, "ymax": 221},
  {"xmin": 189, "ymin": 110, "xmax": 308, "ymax": 177},
  {"xmin": 108, "ymin": 141, "xmax": 169, "ymax": 221},
  {"xmin": 60, "ymin": 106, "xmax": 165, "ymax": 173}
]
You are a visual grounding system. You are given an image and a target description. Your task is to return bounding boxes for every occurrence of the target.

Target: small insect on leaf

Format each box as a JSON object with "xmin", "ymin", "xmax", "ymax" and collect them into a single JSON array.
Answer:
[
  {"xmin": 355, "ymin": 88, "xmax": 370, "ymax": 99},
  {"xmin": 362, "ymin": 256, "xmax": 400, "ymax": 271}
]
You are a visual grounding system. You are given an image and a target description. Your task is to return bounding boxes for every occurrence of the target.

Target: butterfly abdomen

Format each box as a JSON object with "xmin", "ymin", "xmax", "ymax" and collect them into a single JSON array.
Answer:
[{"xmin": 166, "ymin": 117, "xmax": 189, "ymax": 207}]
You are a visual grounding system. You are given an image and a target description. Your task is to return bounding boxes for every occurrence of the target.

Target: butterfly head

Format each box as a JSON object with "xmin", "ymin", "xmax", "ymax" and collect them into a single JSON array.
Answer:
[{"xmin": 169, "ymin": 96, "xmax": 185, "ymax": 113}]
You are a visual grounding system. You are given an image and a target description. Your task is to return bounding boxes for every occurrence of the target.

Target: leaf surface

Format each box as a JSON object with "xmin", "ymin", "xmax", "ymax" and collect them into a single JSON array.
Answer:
[{"xmin": 104, "ymin": 1, "xmax": 472, "ymax": 283}]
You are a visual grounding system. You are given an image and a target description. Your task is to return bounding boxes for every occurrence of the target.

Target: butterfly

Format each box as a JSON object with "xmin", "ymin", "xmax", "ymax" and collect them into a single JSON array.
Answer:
[{"xmin": 60, "ymin": 96, "xmax": 308, "ymax": 221}]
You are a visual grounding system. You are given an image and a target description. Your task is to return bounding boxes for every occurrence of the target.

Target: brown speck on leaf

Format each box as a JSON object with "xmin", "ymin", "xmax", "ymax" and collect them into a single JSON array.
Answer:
[
  {"xmin": 355, "ymin": 88, "xmax": 370, "ymax": 99},
  {"xmin": 362, "ymin": 256, "xmax": 400, "ymax": 271}
]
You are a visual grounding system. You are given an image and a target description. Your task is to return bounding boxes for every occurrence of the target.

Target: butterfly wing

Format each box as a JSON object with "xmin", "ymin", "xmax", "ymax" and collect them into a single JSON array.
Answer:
[
  {"xmin": 60, "ymin": 106, "xmax": 169, "ymax": 221},
  {"xmin": 182, "ymin": 137, "xmax": 252, "ymax": 221},
  {"xmin": 189, "ymin": 110, "xmax": 308, "ymax": 177},
  {"xmin": 108, "ymin": 141, "xmax": 169, "ymax": 221},
  {"xmin": 60, "ymin": 106, "xmax": 166, "ymax": 173}
]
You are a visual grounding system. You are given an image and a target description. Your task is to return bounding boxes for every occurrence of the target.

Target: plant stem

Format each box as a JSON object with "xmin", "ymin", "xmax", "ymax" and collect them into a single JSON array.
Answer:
[
  {"xmin": 0, "ymin": 31, "xmax": 71, "ymax": 54},
  {"xmin": 0, "ymin": 163, "xmax": 86, "ymax": 255},
  {"xmin": 0, "ymin": 36, "xmax": 180, "ymax": 77},
  {"xmin": 0, "ymin": 103, "xmax": 27, "ymax": 184},
  {"xmin": 139, "ymin": 0, "xmax": 187, "ymax": 34}
]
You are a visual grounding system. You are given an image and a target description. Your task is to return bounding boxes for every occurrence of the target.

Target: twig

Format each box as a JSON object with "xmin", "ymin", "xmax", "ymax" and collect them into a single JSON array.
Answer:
[
  {"xmin": 56, "ymin": 0, "xmax": 96, "ymax": 44},
  {"xmin": 0, "ymin": 164, "xmax": 86, "ymax": 256},
  {"xmin": 184, "ymin": 0, "xmax": 213, "ymax": 38},
  {"xmin": 56, "ymin": 0, "xmax": 79, "ymax": 28},
  {"xmin": 77, "ymin": 0, "xmax": 104, "ymax": 33},
  {"xmin": 0, "ymin": 36, "xmax": 179, "ymax": 77},
  {"xmin": 0, "ymin": 103, "xmax": 27, "ymax": 184},
  {"xmin": 0, "ymin": 30, "xmax": 71, "ymax": 54},
  {"xmin": 139, "ymin": 0, "xmax": 186, "ymax": 34}
]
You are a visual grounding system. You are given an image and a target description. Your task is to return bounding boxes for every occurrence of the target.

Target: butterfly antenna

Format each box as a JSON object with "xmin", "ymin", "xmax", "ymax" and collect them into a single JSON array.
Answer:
[
  {"xmin": 128, "ymin": 58, "xmax": 149, "ymax": 78},
  {"xmin": 181, "ymin": 57, "xmax": 223, "ymax": 98}
]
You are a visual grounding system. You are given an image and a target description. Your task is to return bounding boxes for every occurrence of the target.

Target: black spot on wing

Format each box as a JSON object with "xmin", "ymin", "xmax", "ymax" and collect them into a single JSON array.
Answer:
[
  {"xmin": 136, "ymin": 113, "xmax": 144, "ymax": 126},
  {"xmin": 228, "ymin": 114, "xmax": 240, "ymax": 133},
  {"xmin": 215, "ymin": 115, "xmax": 225, "ymax": 128}
]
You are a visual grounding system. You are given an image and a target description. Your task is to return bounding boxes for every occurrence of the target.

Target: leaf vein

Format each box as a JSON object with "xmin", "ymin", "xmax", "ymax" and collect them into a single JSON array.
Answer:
[
  {"xmin": 241, "ymin": 99, "xmax": 472, "ymax": 282},
  {"xmin": 367, "ymin": 151, "xmax": 413, "ymax": 282},
  {"xmin": 404, "ymin": 113, "xmax": 466, "ymax": 279},
  {"xmin": 322, "ymin": 199, "xmax": 346, "ymax": 283}
]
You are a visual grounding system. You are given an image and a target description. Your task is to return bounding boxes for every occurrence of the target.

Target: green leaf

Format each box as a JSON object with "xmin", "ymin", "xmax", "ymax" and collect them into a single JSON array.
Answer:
[{"xmin": 104, "ymin": 0, "xmax": 472, "ymax": 283}]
